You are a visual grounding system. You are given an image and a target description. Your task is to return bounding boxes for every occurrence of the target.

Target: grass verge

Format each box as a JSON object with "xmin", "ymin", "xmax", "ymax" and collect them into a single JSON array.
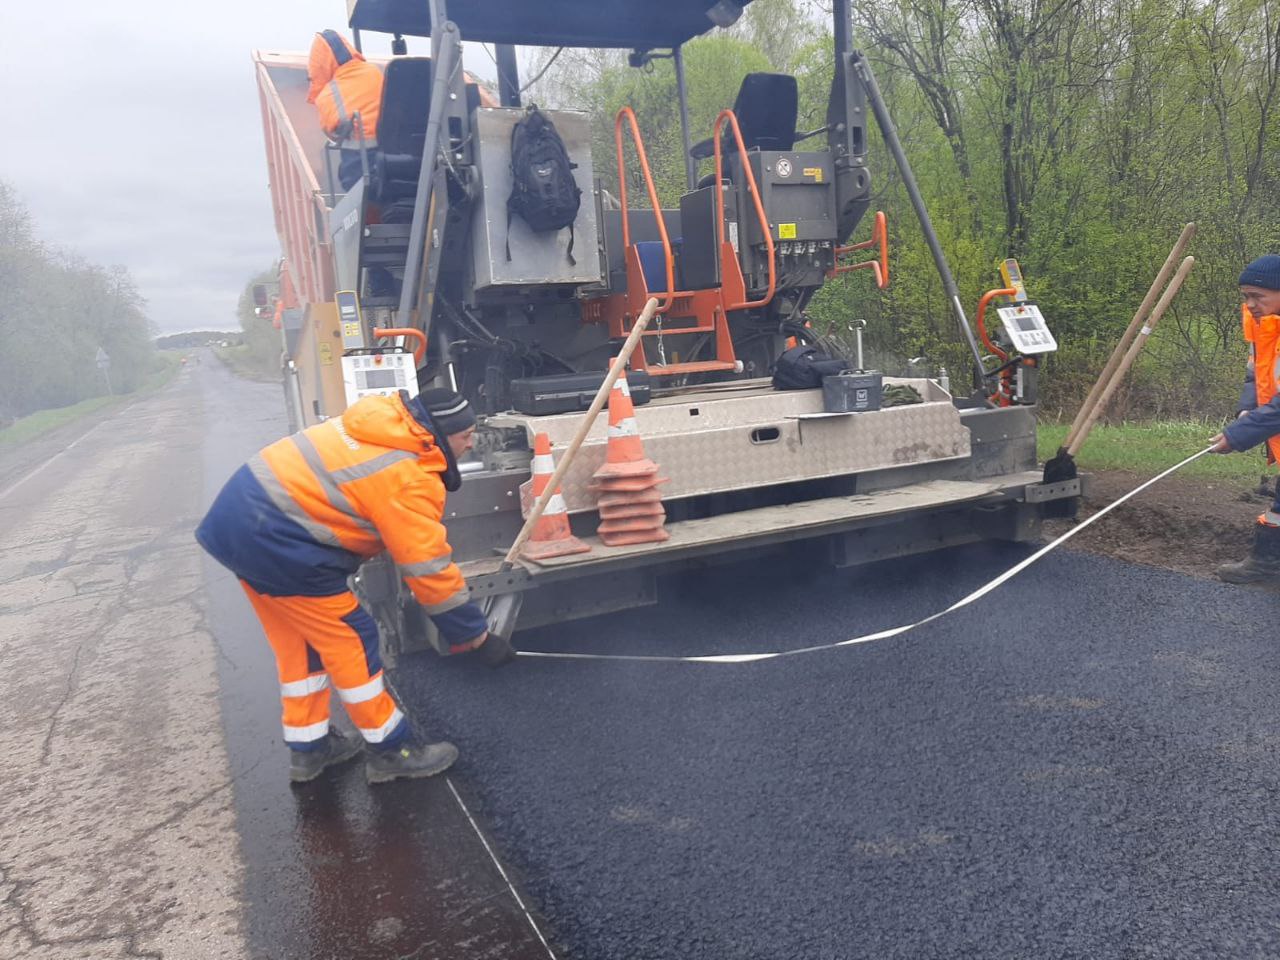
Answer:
[
  {"xmin": 214, "ymin": 344, "xmax": 281, "ymax": 382},
  {"xmin": 0, "ymin": 352, "xmax": 182, "ymax": 449},
  {"xmin": 1037, "ymin": 420, "xmax": 1266, "ymax": 483}
]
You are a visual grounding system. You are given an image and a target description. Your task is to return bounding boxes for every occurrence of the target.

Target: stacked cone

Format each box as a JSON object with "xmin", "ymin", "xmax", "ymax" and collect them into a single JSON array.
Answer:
[
  {"xmin": 519, "ymin": 432, "xmax": 591, "ymax": 561},
  {"xmin": 590, "ymin": 367, "xmax": 670, "ymax": 546}
]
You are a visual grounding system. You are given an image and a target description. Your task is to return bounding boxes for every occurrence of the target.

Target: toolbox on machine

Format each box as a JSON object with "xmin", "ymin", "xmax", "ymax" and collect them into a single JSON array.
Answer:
[{"xmin": 509, "ymin": 370, "xmax": 653, "ymax": 416}]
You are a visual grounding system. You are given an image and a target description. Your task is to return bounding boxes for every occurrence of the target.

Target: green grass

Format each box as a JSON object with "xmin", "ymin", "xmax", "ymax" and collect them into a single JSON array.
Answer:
[
  {"xmin": 1037, "ymin": 420, "xmax": 1266, "ymax": 482},
  {"xmin": 0, "ymin": 396, "xmax": 118, "ymax": 447},
  {"xmin": 0, "ymin": 352, "xmax": 181, "ymax": 448},
  {"xmin": 214, "ymin": 344, "xmax": 281, "ymax": 382}
]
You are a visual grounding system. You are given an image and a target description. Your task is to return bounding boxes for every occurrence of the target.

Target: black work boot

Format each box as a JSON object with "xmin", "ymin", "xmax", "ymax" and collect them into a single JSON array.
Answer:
[
  {"xmin": 289, "ymin": 727, "xmax": 365, "ymax": 784},
  {"xmin": 1216, "ymin": 522, "xmax": 1280, "ymax": 584},
  {"xmin": 365, "ymin": 736, "xmax": 459, "ymax": 785}
]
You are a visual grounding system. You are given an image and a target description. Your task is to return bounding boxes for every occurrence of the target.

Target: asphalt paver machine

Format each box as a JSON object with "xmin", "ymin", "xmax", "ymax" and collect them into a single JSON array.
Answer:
[{"xmin": 252, "ymin": 0, "xmax": 1081, "ymax": 657}]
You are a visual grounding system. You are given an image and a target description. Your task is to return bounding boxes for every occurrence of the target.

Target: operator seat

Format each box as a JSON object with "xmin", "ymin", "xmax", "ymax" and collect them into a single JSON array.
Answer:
[
  {"xmin": 690, "ymin": 72, "xmax": 799, "ymax": 167},
  {"xmin": 369, "ymin": 57, "xmax": 433, "ymax": 206},
  {"xmin": 367, "ymin": 57, "xmax": 485, "ymax": 207}
]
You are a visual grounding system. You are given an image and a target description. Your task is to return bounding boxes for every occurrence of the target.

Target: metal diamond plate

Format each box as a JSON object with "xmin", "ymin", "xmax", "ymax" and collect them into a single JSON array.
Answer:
[{"xmin": 487, "ymin": 379, "xmax": 970, "ymax": 514}]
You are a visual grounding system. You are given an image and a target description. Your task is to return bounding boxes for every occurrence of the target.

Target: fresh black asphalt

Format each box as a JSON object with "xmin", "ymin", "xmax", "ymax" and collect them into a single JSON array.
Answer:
[
  {"xmin": 397, "ymin": 542, "xmax": 1280, "ymax": 959},
  {"xmin": 196, "ymin": 357, "xmax": 1280, "ymax": 958}
]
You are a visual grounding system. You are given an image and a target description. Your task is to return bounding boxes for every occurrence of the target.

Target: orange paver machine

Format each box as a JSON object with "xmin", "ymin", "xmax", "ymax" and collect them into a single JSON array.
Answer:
[{"xmin": 252, "ymin": 0, "xmax": 1079, "ymax": 657}]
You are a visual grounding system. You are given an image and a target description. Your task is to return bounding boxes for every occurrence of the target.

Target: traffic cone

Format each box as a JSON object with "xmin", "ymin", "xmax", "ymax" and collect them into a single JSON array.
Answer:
[
  {"xmin": 519, "ymin": 433, "xmax": 591, "ymax": 561},
  {"xmin": 593, "ymin": 371, "xmax": 662, "ymax": 478},
  {"xmin": 592, "ymin": 366, "xmax": 669, "ymax": 546}
]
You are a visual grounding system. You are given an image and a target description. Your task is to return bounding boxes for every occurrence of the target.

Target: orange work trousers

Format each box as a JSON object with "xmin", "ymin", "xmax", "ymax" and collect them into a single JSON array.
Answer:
[{"xmin": 240, "ymin": 583, "xmax": 406, "ymax": 751}]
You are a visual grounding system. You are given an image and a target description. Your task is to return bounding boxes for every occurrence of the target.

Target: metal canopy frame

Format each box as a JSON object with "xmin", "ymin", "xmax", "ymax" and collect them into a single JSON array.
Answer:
[
  {"xmin": 348, "ymin": 0, "xmax": 985, "ymax": 393},
  {"xmin": 348, "ymin": 0, "xmax": 756, "ymax": 49}
]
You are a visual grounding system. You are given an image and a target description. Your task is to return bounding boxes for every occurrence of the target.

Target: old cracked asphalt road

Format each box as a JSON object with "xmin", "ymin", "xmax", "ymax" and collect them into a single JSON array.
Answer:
[
  {"xmin": 0, "ymin": 357, "xmax": 553, "ymax": 960},
  {"xmin": 3, "ymin": 357, "xmax": 1280, "ymax": 959}
]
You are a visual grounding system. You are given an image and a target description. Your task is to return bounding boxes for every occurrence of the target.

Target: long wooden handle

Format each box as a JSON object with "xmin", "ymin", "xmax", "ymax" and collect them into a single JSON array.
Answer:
[
  {"xmin": 1065, "ymin": 223, "xmax": 1196, "ymax": 449},
  {"xmin": 501, "ymin": 298, "xmax": 660, "ymax": 567},
  {"xmin": 1067, "ymin": 256, "xmax": 1195, "ymax": 457}
]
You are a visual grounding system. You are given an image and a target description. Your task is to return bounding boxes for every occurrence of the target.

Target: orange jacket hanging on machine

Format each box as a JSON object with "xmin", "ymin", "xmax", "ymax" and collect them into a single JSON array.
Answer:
[
  {"xmin": 196, "ymin": 393, "xmax": 487, "ymax": 646},
  {"xmin": 307, "ymin": 30, "xmax": 382, "ymax": 148}
]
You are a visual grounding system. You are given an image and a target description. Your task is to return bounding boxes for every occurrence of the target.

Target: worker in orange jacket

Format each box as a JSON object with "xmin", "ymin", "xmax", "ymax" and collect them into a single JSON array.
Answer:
[
  {"xmin": 307, "ymin": 30, "xmax": 383, "ymax": 191},
  {"xmin": 197, "ymin": 389, "xmax": 506, "ymax": 785},
  {"xmin": 1210, "ymin": 255, "xmax": 1280, "ymax": 582}
]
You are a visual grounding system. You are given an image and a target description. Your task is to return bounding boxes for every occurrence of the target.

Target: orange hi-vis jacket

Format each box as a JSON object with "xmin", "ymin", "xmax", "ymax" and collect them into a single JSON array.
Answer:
[
  {"xmin": 197, "ymin": 393, "xmax": 487, "ymax": 645},
  {"xmin": 1230, "ymin": 305, "xmax": 1280, "ymax": 463},
  {"xmin": 307, "ymin": 30, "xmax": 382, "ymax": 148}
]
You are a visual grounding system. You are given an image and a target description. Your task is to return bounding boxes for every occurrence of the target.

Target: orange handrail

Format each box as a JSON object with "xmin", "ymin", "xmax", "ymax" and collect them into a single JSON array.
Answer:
[
  {"xmin": 975, "ymin": 287, "xmax": 1019, "ymax": 406},
  {"xmin": 975, "ymin": 287, "xmax": 1017, "ymax": 363},
  {"xmin": 833, "ymin": 211, "xmax": 889, "ymax": 288},
  {"xmin": 713, "ymin": 109, "xmax": 776, "ymax": 311},
  {"xmin": 615, "ymin": 107, "xmax": 675, "ymax": 313},
  {"xmin": 373, "ymin": 327, "xmax": 427, "ymax": 364}
]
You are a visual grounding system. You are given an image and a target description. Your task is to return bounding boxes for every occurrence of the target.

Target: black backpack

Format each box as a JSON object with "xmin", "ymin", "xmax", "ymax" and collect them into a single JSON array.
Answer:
[
  {"xmin": 771, "ymin": 344, "xmax": 851, "ymax": 390},
  {"xmin": 506, "ymin": 105, "xmax": 582, "ymax": 264}
]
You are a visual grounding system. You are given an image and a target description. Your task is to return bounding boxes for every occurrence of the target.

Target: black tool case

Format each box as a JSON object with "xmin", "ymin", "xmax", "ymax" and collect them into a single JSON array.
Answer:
[{"xmin": 509, "ymin": 370, "xmax": 653, "ymax": 416}]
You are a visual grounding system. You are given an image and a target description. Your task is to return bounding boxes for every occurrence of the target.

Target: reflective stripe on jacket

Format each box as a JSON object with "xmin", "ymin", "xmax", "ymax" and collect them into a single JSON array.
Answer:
[
  {"xmin": 307, "ymin": 31, "xmax": 382, "ymax": 143},
  {"xmin": 1225, "ymin": 305, "xmax": 1280, "ymax": 462},
  {"xmin": 196, "ymin": 393, "xmax": 486, "ymax": 644}
]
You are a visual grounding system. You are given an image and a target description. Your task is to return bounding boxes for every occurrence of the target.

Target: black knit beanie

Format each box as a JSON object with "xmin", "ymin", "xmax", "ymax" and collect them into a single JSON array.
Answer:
[
  {"xmin": 408, "ymin": 388, "xmax": 476, "ymax": 436},
  {"xmin": 1239, "ymin": 255, "xmax": 1280, "ymax": 290}
]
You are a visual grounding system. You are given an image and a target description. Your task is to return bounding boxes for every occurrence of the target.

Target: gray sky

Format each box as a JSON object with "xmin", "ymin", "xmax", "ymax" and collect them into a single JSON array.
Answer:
[{"xmin": 1, "ymin": 1, "xmax": 499, "ymax": 335}]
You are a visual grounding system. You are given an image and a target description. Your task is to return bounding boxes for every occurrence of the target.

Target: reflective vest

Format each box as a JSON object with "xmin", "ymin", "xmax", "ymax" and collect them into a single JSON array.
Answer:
[
  {"xmin": 196, "ymin": 393, "xmax": 486, "ymax": 645},
  {"xmin": 307, "ymin": 31, "xmax": 382, "ymax": 148},
  {"xmin": 1243, "ymin": 304, "xmax": 1280, "ymax": 462}
]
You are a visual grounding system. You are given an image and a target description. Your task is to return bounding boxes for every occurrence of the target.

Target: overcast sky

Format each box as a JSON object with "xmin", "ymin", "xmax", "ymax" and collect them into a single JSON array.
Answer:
[{"xmin": 0, "ymin": 1, "xmax": 501, "ymax": 335}]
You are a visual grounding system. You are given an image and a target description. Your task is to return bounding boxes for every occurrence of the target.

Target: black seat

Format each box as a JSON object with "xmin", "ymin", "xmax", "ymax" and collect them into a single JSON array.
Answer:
[
  {"xmin": 370, "ymin": 57, "xmax": 486, "ymax": 203},
  {"xmin": 689, "ymin": 73, "xmax": 799, "ymax": 162},
  {"xmin": 367, "ymin": 57, "xmax": 432, "ymax": 204},
  {"xmin": 379, "ymin": 57, "xmax": 434, "ymax": 157}
]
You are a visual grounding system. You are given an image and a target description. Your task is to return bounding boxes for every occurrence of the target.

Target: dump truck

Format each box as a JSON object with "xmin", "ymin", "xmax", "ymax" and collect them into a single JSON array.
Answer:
[{"xmin": 251, "ymin": 0, "xmax": 1080, "ymax": 658}]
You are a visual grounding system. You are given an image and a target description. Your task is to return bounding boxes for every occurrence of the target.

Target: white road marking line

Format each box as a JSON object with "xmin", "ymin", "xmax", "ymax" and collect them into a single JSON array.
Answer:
[
  {"xmin": 0, "ymin": 400, "xmax": 142, "ymax": 502},
  {"xmin": 446, "ymin": 776, "xmax": 559, "ymax": 960}
]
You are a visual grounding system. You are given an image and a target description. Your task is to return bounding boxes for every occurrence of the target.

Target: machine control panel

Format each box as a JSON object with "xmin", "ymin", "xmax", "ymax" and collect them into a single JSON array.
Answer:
[
  {"xmin": 996, "ymin": 303, "xmax": 1057, "ymax": 355},
  {"xmin": 337, "ymin": 290, "xmax": 367, "ymax": 350},
  {"xmin": 341, "ymin": 351, "xmax": 419, "ymax": 406}
]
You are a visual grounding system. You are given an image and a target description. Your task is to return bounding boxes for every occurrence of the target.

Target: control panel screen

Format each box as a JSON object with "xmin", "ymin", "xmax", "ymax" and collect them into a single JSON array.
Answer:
[
  {"xmin": 995, "ymin": 304, "xmax": 1058, "ymax": 354},
  {"xmin": 361, "ymin": 369, "xmax": 399, "ymax": 389}
]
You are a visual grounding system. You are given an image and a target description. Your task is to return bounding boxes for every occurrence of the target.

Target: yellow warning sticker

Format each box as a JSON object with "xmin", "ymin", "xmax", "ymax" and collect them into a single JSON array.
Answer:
[
  {"xmin": 319, "ymin": 342, "xmax": 334, "ymax": 365},
  {"xmin": 779, "ymin": 223, "xmax": 798, "ymax": 239},
  {"xmin": 803, "ymin": 167, "xmax": 824, "ymax": 182}
]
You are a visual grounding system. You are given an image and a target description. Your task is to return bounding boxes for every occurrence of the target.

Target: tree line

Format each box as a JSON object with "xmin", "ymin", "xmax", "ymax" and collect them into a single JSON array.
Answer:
[
  {"xmin": 527, "ymin": 0, "xmax": 1279, "ymax": 418},
  {"xmin": 0, "ymin": 181, "xmax": 158, "ymax": 424}
]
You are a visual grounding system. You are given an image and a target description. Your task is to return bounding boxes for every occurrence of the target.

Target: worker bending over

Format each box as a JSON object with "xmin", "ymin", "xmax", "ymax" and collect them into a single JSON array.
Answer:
[
  {"xmin": 307, "ymin": 29, "xmax": 382, "ymax": 191},
  {"xmin": 197, "ymin": 389, "xmax": 501, "ymax": 784},
  {"xmin": 1211, "ymin": 254, "xmax": 1280, "ymax": 582}
]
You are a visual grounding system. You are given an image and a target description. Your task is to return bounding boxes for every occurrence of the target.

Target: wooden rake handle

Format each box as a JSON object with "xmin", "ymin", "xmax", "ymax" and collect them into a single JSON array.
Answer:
[
  {"xmin": 1066, "ymin": 256, "xmax": 1195, "ymax": 457},
  {"xmin": 1065, "ymin": 223, "xmax": 1196, "ymax": 450},
  {"xmin": 500, "ymin": 298, "xmax": 661, "ymax": 568}
]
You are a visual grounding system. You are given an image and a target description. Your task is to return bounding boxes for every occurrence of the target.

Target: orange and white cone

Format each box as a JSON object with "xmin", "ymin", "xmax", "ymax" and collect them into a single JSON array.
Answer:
[
  {"xmin": 593, "ymin": 371, "xmax": 662, "ymax": 479},
  {"xmin": 519, "ymin": 433, "xmax": 591, "ymax": 561},
  {"xmin": 592, "ymin": 366, "xmax": 669, "ymax": 546}
]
